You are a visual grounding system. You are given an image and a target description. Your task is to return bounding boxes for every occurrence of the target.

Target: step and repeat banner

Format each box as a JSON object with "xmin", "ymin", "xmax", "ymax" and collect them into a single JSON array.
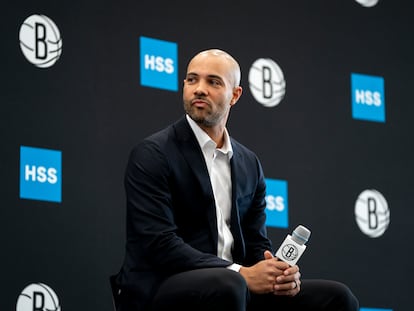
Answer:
[{"xmin": 1, "ymin": 0, "xmax": 412, "ymax": 310}]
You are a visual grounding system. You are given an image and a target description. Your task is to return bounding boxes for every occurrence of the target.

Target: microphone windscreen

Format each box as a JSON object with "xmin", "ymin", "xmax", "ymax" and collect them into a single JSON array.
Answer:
[{"xmin": 292, "ymin": 225, "xmax": 311, "ymax": 245}]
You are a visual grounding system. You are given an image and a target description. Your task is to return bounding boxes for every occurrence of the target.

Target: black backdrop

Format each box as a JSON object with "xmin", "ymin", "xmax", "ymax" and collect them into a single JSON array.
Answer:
[{"xmin": 1, "ymin": 1, "xmax": 412, "ymax": 310}]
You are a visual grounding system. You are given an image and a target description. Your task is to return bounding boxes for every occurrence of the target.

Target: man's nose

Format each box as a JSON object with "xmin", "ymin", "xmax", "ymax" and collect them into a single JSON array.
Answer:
[{"xmin": 194, "ymin": 81, "xmax": 208, "ymax": 95}]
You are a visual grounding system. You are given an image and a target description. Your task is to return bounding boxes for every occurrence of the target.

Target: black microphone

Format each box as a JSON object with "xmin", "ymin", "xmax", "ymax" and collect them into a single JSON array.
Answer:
[{"xmin": 275, "ymin": 225, "xmax": 311, "ymax": 266}]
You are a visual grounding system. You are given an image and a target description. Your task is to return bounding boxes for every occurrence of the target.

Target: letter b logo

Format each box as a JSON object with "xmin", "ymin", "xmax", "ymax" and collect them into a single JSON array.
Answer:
[{"xmin": 19, "ymin": 14, "xmax": 63, "ymax": 68}]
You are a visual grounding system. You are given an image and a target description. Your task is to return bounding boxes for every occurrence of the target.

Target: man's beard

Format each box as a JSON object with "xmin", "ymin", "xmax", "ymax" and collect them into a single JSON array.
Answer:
[{"xmin": 184, "ymin": 102, "xmax": 219, "ymax": 127}]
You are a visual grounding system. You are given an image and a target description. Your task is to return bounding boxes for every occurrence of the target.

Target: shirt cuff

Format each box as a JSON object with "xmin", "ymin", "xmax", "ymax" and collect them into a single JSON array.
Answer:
[{"xmin": 227, "ymin": 263, "xmax": 242, "ymax": 272}]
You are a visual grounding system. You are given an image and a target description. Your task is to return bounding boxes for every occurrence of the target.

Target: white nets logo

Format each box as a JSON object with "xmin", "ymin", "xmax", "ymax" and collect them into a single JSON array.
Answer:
[
  {"xmin": 280, "ymin": 244, "xmax": 299, "ymax": 262},
  {"xmin": 355, "ymin": 0, "xmax": 379, "ymax": 7},
  {"xmin": 16, "ymin": 283, "xmax": 61, "ymax": 311},
  {"xmin": 354, "ymin": 189, "xmax": 390, "ymax": 238},
  {"xmin": 19, "ymin": 14, "xmax": 63, "ymax": 68},
  {"xmin": 248, "ymin": 58, "xmax": 286, "ymax": 108}
]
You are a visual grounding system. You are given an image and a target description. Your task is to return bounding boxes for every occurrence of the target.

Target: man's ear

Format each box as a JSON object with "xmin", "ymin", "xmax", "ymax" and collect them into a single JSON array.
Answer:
[{"xmin": 230, "ymin": 86, "xmax": 243, "ymax": 106}]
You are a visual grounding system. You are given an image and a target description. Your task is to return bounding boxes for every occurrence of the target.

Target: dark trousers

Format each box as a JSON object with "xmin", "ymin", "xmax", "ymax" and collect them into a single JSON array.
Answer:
[
  {"xmin": 248, "ymin": 279, "xmax": 359, "ymax": 311},
  {"xmin": 120, "ymin": 268, "xmax": 359, "ymax": 311}
]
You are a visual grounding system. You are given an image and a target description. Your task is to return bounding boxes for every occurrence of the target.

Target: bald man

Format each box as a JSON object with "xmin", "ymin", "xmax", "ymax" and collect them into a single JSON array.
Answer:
[{"xmin": 115, "ymin": 49, "xmax": 359, "ymax": 311}]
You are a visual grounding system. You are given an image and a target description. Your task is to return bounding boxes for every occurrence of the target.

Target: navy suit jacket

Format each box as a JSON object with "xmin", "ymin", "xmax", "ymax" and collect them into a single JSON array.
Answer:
[{"xmin": 117, "ymin": 115, "xmax": 273, "ymax": 309}]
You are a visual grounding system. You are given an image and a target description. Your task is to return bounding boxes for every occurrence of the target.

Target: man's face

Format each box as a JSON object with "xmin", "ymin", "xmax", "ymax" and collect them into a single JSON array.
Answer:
[{"xmin": 183, "ymin": 54, "xmax": 237, "ymax": 128}]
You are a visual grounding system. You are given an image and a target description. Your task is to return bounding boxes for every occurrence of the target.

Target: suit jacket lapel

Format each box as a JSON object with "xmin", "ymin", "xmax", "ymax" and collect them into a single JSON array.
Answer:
[
  {"xmin": 172, "ymin": 117, "xmax": 219, "ymax": 245},
  {"xmin": 229, "ymin": 144, "xmax": 246, "ymax": 262},
  {"xmin": 172, "ymin": 116, "xmax": 246, "ymax": 261}
]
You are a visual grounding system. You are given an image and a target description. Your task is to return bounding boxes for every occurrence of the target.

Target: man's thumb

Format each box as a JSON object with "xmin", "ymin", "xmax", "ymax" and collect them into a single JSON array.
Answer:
[{"xmin": 264, "ymin": 250, "xmax": 274, "ymax": 260}]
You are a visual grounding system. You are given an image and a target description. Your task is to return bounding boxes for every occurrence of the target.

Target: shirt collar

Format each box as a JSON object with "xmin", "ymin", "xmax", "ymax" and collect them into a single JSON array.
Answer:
[{"xmin": 186, "ymin": 114, "xmax": 233, "ymax": 159}]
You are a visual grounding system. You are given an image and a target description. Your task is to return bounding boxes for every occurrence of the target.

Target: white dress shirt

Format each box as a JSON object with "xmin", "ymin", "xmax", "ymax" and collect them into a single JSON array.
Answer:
[{"xmin": 186, "ymin": 115, "xmax": 234, "ymax": 262}]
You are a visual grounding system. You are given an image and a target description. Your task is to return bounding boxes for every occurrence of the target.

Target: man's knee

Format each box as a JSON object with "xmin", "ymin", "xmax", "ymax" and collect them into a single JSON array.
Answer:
[
  {"xmin": 329, "ymin": 281, "xmax": 359, "ymax": 311},
  {"xmin": 208, "ymin": 269, "xmax": 247, "ymax": 310},
  {"xmin": 211, "ymin": 269, "xmax": 247, "ymax": 296}
]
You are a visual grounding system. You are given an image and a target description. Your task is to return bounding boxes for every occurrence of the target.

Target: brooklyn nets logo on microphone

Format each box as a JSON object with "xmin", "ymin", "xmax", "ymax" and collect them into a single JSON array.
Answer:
[
  {"xmin": 280, "ymin": 244, "xmax": 299, "ymax": 262},
  {"xmin": 19, "ymin": 14, "xmax": 63, "ymax": 68}
]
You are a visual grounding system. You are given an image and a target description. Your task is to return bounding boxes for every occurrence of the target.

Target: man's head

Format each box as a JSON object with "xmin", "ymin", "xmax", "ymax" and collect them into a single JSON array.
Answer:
[{"xmin": 183, "ymin": 49, "xmax": 243, "ymax": 130}]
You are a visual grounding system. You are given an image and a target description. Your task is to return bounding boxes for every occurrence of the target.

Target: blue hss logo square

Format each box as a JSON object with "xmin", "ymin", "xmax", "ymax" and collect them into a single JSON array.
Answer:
[
  {"xmin": 359, "ymin": 308, "xmax": 393, "ymax": 311},
  {"xmin": 265, "ymin": 178, "xmax": 288, "ymax": 228},
  {"xmin": 140, "ymin": 36, "xmax": 178, "ymax": 91},
  {"xmin": 20, "ymin": 146, "xmax": 62, "ymax": 203},
  {"xmin": 351, "ymin": 73, "xmax": 385, "ymax": 123}
]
